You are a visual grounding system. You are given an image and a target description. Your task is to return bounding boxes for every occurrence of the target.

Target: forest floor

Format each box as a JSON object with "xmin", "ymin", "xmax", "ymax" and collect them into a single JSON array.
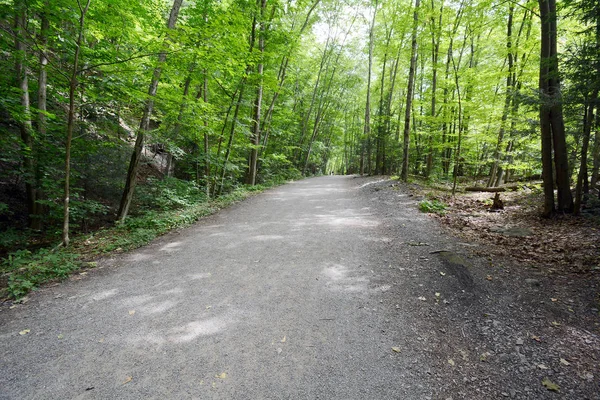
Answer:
[{"xmin": 0, "ymin": 175, "xmax": 599, "ymax": 399}]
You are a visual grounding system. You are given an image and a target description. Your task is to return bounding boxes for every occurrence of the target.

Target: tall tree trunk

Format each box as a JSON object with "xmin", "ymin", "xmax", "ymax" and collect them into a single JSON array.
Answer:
[
  {"xmin": 14, "ymin": 2, "xmax": 37, "ymax": 229},
  {"xmin": 574, "ymin": 98, "xmax": 596, "ymax": 214},
  {"xmin": 363, "ymin": 1, "xmax": 377, "ymax": 175},
  {"xmin": 29, "ymin": 9, "xmax": 49, "ymax": 230},
  {"xmin": 539, "ymin": 0, "xmax": 573, "ymax": 215},
  {"xmin": 426, "ymin": 0, "xmax": 443, "ymax": 178},
  {"xmin": 203, "ymin": 71, "xmax": 210, "ymax": 196},
  {"xmin": 217, "ymin": 85, "xmax": 247, "ymax": 195},
  {"xmin": 246, "ymin": 0, "xmax": 266, "ymax": 185},
  {"xmin": 62, "ymin": 0, "xmax": 91, "ymax": 247},
  {"xmin": 401, "ymin": 0, "xmax": 420, "ymax": 181},
  {"xmin": 592, "ymin": 112, "xmax": 600, "ymax": 189},
  {"xmin": 489, "ymin": 4, "xmax": 515, "ymax": 187},
  {"xmin": 117, "ymin": 0, "xmax": 183, "ymax": 222}
]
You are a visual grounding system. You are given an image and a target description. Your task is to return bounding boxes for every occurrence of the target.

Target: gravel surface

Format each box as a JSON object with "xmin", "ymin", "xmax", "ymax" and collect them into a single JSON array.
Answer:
[{"xmin": 1, "ymin": 175, "xmax": 598, "ymax": 399}]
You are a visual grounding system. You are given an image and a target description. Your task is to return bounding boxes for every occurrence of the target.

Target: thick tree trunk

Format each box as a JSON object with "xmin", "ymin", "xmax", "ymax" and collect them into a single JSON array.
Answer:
[
  {"xmin": 401, "ymin": 0, "xmax": 420, "ymax": 181},
  {"xmin": 117, "ymin": 0, "xmax": 183, "ymax": 222},
  {"xmin": 539, "ymin": 0, "xmax": 573, "ymax": 216},
  {"xmin": 539, "ymin": 0, "xmax": 573, "ymax": 215}
]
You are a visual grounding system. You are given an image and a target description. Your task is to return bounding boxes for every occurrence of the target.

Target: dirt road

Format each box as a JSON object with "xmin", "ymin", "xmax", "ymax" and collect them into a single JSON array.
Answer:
[{"xmin": 1, "ymin": 176, "xmax": 598, "ymax": 399}]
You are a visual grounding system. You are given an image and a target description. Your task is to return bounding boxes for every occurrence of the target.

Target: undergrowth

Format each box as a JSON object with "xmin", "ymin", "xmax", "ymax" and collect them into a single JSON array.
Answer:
[
  {"xmin": 0, "ymin": 182, "xmax": 278, "ymax": 300},
  {"xmin": 418, "ymin": 199, "xmax": 448, "ymax": 215}
]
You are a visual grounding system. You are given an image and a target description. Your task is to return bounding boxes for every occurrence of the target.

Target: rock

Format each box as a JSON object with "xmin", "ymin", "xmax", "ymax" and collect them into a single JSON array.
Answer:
[{"xmin": 516, "ymin": 338, "xmax": 524, "ymax": 345}]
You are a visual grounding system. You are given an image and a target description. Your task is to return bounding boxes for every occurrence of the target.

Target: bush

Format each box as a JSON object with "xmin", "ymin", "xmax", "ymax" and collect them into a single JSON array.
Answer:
[
  {"xmin": 418, "ymin": 199, "xmax": 447, "ymax": 215},
  {"xmin": 134, "ymin": 177, "xmax": 207, "ymax": 212},
  {"xmin": 2, "ymin": 248, "xmax": 78, "ymax": 298}
]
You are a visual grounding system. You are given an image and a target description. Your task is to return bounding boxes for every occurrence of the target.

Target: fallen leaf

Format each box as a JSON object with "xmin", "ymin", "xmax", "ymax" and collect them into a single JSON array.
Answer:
[
  {"xmin": 542, "ymin": 377, "xmax": 560, "ymax": 392},
  {"xmin": 129, "ymin": 310, "xmax": 135, "ymax": 316},
  {"xmin": 392, "ymin": 347, "xmax": 401, "ymax": 353},
  {"xmin": 551, "ymin": 298, "xmax": 558, "ymax": 302},
  {"xmin": 206, "ymin": 306, "xmax": 212, "ymax": 309},
  {"xmin": 57, "ymin": 334, "xmax": 64, "ymax": 339},
  {"xmin": 448, "ymin": 359, "xmax": 455, "ymax": 366},
  {"xmin": 560, "ymin": 358, "xmax": 570, "ymax": 366},
  {"xmin": 98, "ymin": 338, "xmax": 105, "ymax": 343},
  {"xmin": 435, "ymin": 292, "xmax": 441, "ymax": 298},
  {"xmin": 440, "ymin": 271, "xmax": 446, "ymax": 276},
  {"xmin": 122, "ymin": 376, "xmax": 132, "ymax": 385},
  {"xmin": 551, "ymin": 321, "xmax": 561, "ymax": 327},
  {"xmin": 215, "ymin": 372, "xmax": 227, "ymax": 379},
  {"xmin": 486, "ymin": 275, "xmax": 493, "ymax": 281},
  {"xmin": 531, "ymin": 335, "xmax": 542, "ymax": 342},
  {"xmin": 281, "ymin": 336, "xmax": 286, "ymax": 343},
  {"xmin": 418, "ymin": 296, "xmax": 427, "ymax": 301},
  {"xmin": 19, "ymin": 329, "xmax": 30, "ymax": 335},
  {"xmin": 537, "ymin": 364, "xmax": 549, "ymax": 370}
]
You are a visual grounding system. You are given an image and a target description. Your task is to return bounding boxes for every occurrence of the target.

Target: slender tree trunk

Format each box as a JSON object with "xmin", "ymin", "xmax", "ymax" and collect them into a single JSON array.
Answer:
[
  {"xmin": 574, "ymin": 98, "xmax": 596, "ymax": 214},
  {"xmin": 62, "ymin": 0, "xmax": 91, "ymax": 246},
  {"xmin": 14, "ymin": 3, "xmax": 37, "ymax": 229},
  {"xmin": 246, "ymin": 0, "xmax": 266, "ymax": 185},
  {"xmin": 592, "ymin": 112, "xmax": 600, "ymax": 189},
  {"xmin": 401, "ymin": 0, "xmax": 420, "ymax": 181},
  {"xmin": 364, "ymin": 1, "xmax": 377, "ymax": 175},
  {"xmin": 218, "ymin": 85, "xmax": 246, "ymax": 195},
  {"xmin": 426, "ymin": 0, "xmax": 443, "ymax": 178},
  {"xmin": 489, "ymin": 5, "xmax": 514, "ymax": 187},
  {"xmin": 117, "ymin": 0, "xmax": 183, "ymax": 222},
  {"xmin": 203, "ymin": 71, "xmax": 210, "ymax": 197}
]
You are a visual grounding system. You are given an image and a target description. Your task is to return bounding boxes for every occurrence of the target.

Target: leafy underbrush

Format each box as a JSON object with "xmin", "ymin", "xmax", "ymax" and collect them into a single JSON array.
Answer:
[
  {"xmin": 0, "ymin": 181, "xmax": 282, "ymax": 300},
  {"xmin": 418, "ymin": 199, "xmax": 448, "ymax": 215}
]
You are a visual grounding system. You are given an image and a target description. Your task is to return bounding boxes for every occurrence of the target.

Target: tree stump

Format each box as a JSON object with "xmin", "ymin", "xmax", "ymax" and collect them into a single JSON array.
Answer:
[{"xmin": 491, "ymin": 193, "xmax": 504, "ymax": 210}]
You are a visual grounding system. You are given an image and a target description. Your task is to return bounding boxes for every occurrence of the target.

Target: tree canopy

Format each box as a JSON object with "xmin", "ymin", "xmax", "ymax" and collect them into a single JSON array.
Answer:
[{"xmin": 1, "ymin": 0, "xmax": 599, "ymax": 244}]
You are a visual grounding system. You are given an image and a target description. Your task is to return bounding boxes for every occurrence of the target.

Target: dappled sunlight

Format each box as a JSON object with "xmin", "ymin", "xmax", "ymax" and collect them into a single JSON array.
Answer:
[
  {"xmin": 121, "ymin": 294, "xmax": 154, "ymax": 307},
  {"xmin": 90, "ymin": 288, "xmax": 118, "ymax": 301},
  {"xmin": 168, "ymin": 315, "xmax": 234, "ymax": 343},
  {"xmin": 138, "ymin": 299, "xmax": 178, "ymax": 315},
  {"xmin": 159, "ymin": 241, "xmax": 183, "ymax": 252},
  {"xmin": 248, "ymin": 235, "xmax": 285, "ymax": 241},
  {"xmin": 186, "ymin": 272, "xmax": 212, "ymax": 280},
  {"xmin": 128, "ymin": 253, "xmax": 154, "ymax": 262},
  {"xmin": 322, "ymin": 264, "xmax": 349, "ymax": 281},
  {"xmin": 321, "ymin": 263, "xmax": 369, "ymax": 294}
]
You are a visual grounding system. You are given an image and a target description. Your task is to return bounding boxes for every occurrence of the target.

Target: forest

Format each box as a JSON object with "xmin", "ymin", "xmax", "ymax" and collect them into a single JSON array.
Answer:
[{"xmin": 0, "ymin": 0, "xmax": 599, "ymax": 297}]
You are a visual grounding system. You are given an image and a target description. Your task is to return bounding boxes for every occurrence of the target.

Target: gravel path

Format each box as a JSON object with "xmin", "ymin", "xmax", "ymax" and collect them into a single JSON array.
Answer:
[{"xmin": 1, "ymin": 175, "xmax": 598, "ymax": 399}]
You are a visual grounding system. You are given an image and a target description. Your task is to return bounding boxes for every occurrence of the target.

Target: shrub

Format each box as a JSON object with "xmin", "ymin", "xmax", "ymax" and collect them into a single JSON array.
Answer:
[{"xmin": 418, "ymin": 199, "xmax": 447, "ymax": 215}]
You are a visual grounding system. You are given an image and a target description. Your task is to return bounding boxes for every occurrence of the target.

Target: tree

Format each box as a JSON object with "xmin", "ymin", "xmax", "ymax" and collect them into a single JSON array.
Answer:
[
  {"xmin": 117, "ymin": 0, "xmax": 184, "ymax": 222},
  {"xmin": 539, "ymin": 0, "xmax": 574, "ymax": 216},
  {"xmin": 401, "ymin": 0, "xmax": 420, "ymax": 181}
]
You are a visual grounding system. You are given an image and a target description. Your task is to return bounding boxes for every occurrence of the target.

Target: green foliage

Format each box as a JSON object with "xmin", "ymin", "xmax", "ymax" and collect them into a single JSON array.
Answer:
[
  {"xmin": 418, "ymin": 199, "xmax": 447, "ymax": 215},
  {"xmin": 2, "ymin": 249, "xmax": 78, "ymax": 299},
  {"xmin": 134, "ymin": 177, "xmax": 207, "ymax": 213}
]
